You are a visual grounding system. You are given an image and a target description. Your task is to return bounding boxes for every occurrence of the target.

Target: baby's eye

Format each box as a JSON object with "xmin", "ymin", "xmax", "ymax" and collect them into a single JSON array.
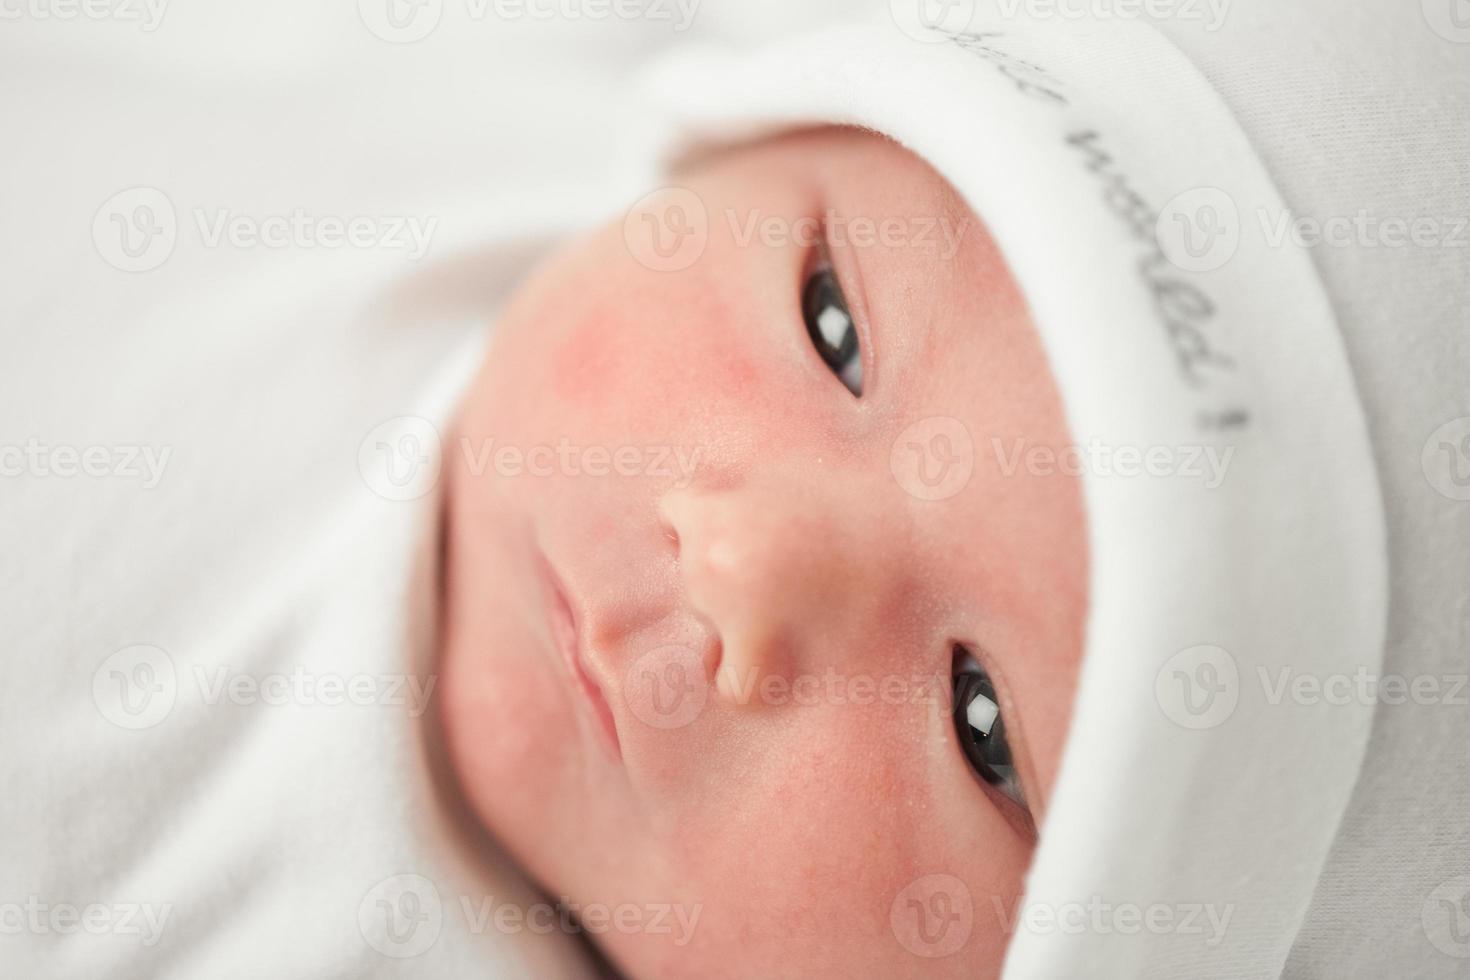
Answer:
[
  {"xmin": 801, "ymin": 253, "xmax": 863, "ymax": 398},
  {"xmin": 953, "ymin": 648, "xmax": 1028, "ymax": 811}
]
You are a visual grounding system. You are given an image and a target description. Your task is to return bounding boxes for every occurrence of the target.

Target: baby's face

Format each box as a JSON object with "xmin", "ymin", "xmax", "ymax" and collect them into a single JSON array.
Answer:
[{"xmin": 441, "ymin": 128, "xmax": 1086, "ymax": 979}]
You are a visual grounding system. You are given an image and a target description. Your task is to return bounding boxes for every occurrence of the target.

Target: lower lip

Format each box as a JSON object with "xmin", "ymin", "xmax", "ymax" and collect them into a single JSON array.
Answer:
[{"xmin": 542, "ymin": 561, "xmax": 622, "ymax": 759}]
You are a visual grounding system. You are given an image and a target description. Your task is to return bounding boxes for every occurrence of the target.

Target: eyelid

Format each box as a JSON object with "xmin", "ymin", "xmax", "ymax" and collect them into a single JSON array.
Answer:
[
  {"xmin": 954, "ymin": 644, "xmax": 1039, "ymax": 838},
  {"xmin": 809, "ymin": 212, "xmax": 877, "ymax": 399}
]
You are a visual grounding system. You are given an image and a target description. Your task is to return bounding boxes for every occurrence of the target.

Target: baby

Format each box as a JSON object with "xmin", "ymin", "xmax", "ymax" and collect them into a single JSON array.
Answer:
[
  {"xmin": 438, "ymin": 126, "xmax": 1088, "ymax": 979},
  {"xmin": 4, "ymin": 2, "xmax": 1457, "ymax": 978}
]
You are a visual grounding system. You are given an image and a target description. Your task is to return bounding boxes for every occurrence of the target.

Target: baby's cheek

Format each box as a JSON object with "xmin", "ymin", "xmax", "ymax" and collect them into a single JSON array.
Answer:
[
  {"xmin": 546, "ymin": 270, "xmax": 765, "ymax": 435},
  {"xmin": 549, "ymin": 305, "xmax": 625, "ymax": 408},
  {"xmin": 677, "ymin": 708, "xmax": 934, "ymax": 923}
]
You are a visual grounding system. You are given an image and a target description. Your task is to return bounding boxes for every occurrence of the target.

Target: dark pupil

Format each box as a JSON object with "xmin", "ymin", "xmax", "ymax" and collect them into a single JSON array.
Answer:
[
  {"xmin": 802, "ymin": 268, "xmax": 858, "ymax": 372},
  {"xmin": 954, "ymin": 672, "xmax": 1014, "ymax": 785}
]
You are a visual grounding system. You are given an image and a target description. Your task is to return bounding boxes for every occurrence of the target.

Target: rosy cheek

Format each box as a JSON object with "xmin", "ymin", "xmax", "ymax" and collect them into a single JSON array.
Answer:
[
  {"xmin": 714, "ymin": 349, "xmax": 759, "ymax": 393},
  {"xmin": 550, "ymin": 310, "xmax": 623, "ymax": 407},
  {"xmin": 551, "ymin": 303, "xmax": 769, "ymax": 442},
  {"xmin": 662, "ymin": 350, "xmax": 763, "ymax": 432}
]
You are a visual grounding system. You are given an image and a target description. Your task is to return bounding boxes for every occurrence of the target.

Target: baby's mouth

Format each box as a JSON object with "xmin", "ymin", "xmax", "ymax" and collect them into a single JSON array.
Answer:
[{"xmin": 540, "ymin": 555, "xmax": 622, "ymax": 760}]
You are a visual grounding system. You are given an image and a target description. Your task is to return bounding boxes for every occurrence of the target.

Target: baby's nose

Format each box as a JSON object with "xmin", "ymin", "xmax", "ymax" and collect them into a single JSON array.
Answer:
[{"xmin": 658, "ymin": 462, "xmax": 884, "ymax": 702}]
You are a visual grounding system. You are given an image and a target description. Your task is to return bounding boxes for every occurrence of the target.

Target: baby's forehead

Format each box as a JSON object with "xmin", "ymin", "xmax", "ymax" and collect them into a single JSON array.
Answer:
[{"xmin": 688, "ymin": 126, "xmax": 971, "ymax": 220}]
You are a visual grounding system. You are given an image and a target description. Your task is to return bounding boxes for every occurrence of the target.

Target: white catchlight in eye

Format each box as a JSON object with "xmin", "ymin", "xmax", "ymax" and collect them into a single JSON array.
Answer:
[{"xmin": 966, "ymin": 691, "xmax": 999, "ymax": 736}]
